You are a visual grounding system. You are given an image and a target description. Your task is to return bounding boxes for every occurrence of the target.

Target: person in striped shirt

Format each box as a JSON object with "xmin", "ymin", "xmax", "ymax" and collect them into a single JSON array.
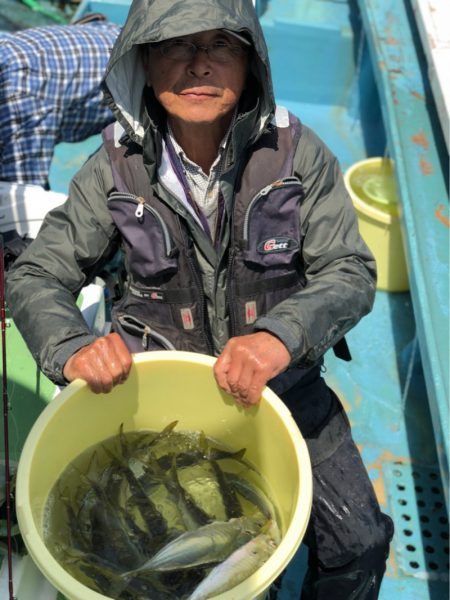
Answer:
[{"xmin": 0, "ymin": 16, "xmax": 120, "ymax": 188}]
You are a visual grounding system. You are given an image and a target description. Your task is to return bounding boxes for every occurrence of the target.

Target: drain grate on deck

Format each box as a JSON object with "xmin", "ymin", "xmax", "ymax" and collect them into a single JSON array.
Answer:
[{"xmin": 384, "ymin": 461, "xmax": 449, "ymax": 580}]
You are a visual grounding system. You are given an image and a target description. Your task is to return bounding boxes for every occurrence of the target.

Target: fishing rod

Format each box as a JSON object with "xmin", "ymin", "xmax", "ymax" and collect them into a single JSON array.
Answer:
[{"xmin": 0, "ymin": 234, "xmax": 14, "ymax": 600}]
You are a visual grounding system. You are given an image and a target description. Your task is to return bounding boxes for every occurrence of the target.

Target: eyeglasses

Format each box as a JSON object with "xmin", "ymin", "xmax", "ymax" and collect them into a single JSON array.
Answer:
[{"xmin": 151, "ymin": 39, "xmax": 248, "ymax": 63}]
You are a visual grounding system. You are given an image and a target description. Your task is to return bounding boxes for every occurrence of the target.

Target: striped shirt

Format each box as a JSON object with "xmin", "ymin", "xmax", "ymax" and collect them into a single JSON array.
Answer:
[
  {"xmin": 0, "ymin": 22, "xmax": 120, "ymax": 186},
  {"xmin": 167, "ymin": 115, "xmax": 235, "ymax": 240}
]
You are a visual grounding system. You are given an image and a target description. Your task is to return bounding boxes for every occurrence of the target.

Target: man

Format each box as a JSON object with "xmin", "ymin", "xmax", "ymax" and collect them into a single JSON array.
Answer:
[
  {"xmin": 6, "ymin": 0, "xmax": 393, "ymax": 597},
  {"xmin": 0, "ymin": 16, "xmax": 120, "ymax": 188}
]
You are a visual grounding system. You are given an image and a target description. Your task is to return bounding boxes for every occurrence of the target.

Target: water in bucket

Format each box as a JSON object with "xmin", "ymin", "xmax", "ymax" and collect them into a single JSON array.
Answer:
[
  {"xmin": 43, "ymin": 423, "xmax": 280, "ymax": 599},
  {"xmin": 347, "ymin": 158, "xmax": 399, "ymax": 216}
]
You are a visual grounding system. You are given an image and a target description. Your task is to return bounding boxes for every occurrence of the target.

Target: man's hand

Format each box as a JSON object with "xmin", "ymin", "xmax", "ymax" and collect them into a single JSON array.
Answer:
[
  {"xmin": 214, "ymin": 331, "xmax": 291, "ymax": 407},
  {"xmin": 63, "ymin": 332, "xmax": 132, "ymax": 394}
]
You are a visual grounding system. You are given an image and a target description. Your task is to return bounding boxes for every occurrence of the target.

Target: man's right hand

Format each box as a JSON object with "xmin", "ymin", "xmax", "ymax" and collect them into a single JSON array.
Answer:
[{"xmin": 63, "ymin": 332, "xmax": 132, "ymax": 394}]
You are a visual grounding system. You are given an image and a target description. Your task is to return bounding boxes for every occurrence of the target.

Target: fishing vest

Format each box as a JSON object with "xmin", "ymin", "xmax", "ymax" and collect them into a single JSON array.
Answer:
[{"xmin": 102, "ymin": 112, "xmax": 350, "ymax": 366}]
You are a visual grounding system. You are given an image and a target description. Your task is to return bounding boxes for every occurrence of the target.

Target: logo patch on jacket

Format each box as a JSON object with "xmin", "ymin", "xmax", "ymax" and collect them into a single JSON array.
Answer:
[
  {"xmin": 245, "ymin": 301, "xmax": 257, "ymax": 325},
  {"xmin": 258, "ymin": 237, "xmax": 298, "ymax": 254},
  {"xmin": 180, "ymin": 308, "xmax": 194, "ymax": 330}
]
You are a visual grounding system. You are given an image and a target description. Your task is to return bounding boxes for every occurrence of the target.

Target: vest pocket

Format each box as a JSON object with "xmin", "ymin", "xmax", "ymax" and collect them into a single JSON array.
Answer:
[
  {"xmin": 231, "ymin": 272, "xmax": 304, "ymax": 333},
  {"xmin": 108, "ymin": 192, "xmax": 178, "ymax": 279},
  {"xmin": 242, "ymin": 177, "xmax": 303, "ymax": 268},
  {"xmin": 114, "ymin": 313, "xmax": 176, "ymax": 353}
]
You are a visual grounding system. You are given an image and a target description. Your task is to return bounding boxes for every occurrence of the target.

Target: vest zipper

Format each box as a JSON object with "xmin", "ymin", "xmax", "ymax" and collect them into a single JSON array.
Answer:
[
  {"xmin": 155, "ymin": 182, "xmax": 215, "ymax": 355},
  {"xmin": 226, "ymin": 247, "xmax": 237, "ymax": 337},
  {"xmin": 135, "ymin": 196, "xmax": 145, "ymax": 220},
  {"xmin": 117, "ymin": 314, "xmax": 176, "ymax": 351},
  {"xmin": 143, "ymin": 326, "xmax": 176, "ymax": 351},
  {"xmin": 185, "ymin": 250, "xmax": 215, "ymax": 355},
  {"xmin": 242, "ymin": 177, "xmax": 303, "ymax": 244},
  {"xmin": 108, "ymin": 192, "xmax": 173, "ymax": 257}
]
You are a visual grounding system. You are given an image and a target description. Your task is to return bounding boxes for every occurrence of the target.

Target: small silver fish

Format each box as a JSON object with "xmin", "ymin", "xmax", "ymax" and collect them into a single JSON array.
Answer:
[
  {"xmin": 226, "ymin": 473, "xmax": 277, "ymax": 522},
  {"xmin": 123, "ymin": 516, "xmax": 262, "ymax": 574},
  {"xmin": 165, "ymin": 457, "xmax": 211, "ymax": 530},
  {"xmin": 188, "ymin": 532, "xmax": 278, "ymax": 600}
]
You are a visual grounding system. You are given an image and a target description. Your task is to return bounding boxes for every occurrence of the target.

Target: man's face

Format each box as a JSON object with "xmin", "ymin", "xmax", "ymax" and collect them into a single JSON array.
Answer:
[{"xmin": 144, "ymin": 30, "xmax": 249, "ymax": 130}]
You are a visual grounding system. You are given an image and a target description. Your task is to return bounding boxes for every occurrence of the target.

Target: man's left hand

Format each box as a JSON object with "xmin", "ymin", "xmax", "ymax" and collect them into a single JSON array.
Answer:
[{"xmin": 214, "ymin": 332, "xmax": 291, "ymax": 407}]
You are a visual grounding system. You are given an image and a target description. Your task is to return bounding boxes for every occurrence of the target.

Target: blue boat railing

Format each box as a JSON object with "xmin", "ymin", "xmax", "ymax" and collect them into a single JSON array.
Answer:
[{"xmin": 359, "ymin": 0, "xmax": 449, "ymax": 509}]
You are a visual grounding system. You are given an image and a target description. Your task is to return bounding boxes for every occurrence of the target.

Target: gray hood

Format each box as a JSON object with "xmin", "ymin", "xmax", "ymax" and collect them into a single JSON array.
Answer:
[{"xmin": 102, "ymin": 0, "xmax": 275, "ymax": 144}]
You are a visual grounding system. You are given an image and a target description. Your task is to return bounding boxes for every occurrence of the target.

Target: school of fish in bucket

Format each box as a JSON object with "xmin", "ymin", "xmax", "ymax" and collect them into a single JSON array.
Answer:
[{"xmin": 43, "ymin": 421, "xmax": 281, "ymax": 599}]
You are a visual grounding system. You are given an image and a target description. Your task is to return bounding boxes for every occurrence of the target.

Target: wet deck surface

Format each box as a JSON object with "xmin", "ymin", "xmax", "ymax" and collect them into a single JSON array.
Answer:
[{"xmin": 279, "ymin": 290, "xmax": 449, "ymax": 599}]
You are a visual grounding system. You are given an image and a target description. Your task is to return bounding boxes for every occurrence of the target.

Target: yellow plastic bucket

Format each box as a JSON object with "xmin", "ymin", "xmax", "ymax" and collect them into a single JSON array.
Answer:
[
  {"xmin": 344, "ymin": 157, "xmax": 409, "ymax": 292},
  {"xmin": 16, "ymin": 351, "xmax": 312, "ymax": 600}
]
